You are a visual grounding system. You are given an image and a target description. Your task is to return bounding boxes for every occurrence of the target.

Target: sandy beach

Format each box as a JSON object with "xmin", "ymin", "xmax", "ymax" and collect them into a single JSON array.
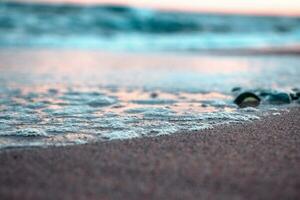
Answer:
[{"xmin": 0, "ymin": 107, "xmax": 299, "ymax": 200}]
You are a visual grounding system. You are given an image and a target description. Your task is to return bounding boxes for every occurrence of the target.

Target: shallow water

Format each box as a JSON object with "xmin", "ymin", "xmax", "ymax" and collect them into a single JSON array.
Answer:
[{"xmin": 0, "ymin": 50, "xmax": 299, "ymax": 149}]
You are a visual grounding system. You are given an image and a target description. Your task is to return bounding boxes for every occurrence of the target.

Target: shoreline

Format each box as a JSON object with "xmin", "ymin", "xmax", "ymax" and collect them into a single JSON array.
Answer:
[
  {"xmin": 0, "ymin": 107, "xmax": 299, "ymax": 199},
  {"xmin": 1, "ymin": 46, "xmax": 300, "ymax": 57}
]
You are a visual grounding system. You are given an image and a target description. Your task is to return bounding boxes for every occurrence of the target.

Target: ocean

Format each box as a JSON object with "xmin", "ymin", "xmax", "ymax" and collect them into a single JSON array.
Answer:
[
  {"xmin": 1, "ymin": 2, "xmax": 300, "ymax": 50},
  {"xmin": 0, "ymin": 2, "xmax": 299, "ymax": 149}
]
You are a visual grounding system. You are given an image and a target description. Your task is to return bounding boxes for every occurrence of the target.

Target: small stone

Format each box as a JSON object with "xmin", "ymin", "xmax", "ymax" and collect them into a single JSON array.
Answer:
[
  {"xmin": 111, "ymin": 104, "xmax": 125, "ymax": 109},
  {"xmin": 290, "ymin": 93, "xmax": 299, "ymax": 100},
  {"xmin": 201, "ymin": 104, "xmax": 208, "ymax": 108},
  {"xmin": 266, "ymin": 92, "xmax": 291, "ymax": 105},
  {"xmin": 234, "ymin": 92, "xmax": 261, "ymax": 108},
  {"xmin": 48, "ymin": 88, "xmax": 58, "ymax": 95},
  {"xmin": 290, "ymin": 88, "xmax": 300, "ymax": 100},
  {"xmin": 150, "ymin": 92, "xmax": 158, "ymax": 98},
  {"xmin": 231, "ymin": 87, "xmax": 242, "ymax": 93}
]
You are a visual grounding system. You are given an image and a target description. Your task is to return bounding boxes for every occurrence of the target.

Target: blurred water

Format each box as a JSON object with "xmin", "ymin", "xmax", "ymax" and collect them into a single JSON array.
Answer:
[{"xmin": 0, "ymin": 2, "xmax": 300, "ymax": 50}]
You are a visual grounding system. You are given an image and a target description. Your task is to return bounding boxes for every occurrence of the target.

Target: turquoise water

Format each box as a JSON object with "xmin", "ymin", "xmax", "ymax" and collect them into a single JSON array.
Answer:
[{"xmin": 1, "ymin": 2, "xmax": 300, "ymax": 50}]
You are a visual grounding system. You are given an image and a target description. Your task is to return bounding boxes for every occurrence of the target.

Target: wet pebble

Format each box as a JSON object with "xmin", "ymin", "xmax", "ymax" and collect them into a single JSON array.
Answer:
[
  {"xmin": 111, "ymin": 104, "xmax": 125, "ymax": 109},
  {"xmin": 201, "ymin": 104, "xmax": 208, "ymax": 108},
  {"xmin": 290, "ymin": 93, "xmax": 299, "ymax": 100},
  {"xmin": 231, "ymin": 87, "xmax": 242, "ymax": 93},
  {"xmin": 290, "ymin": 88, "xmax": 300, "ymax": 100},
  {"xmin": 266, "ymin": 92, "xmax": 291, "ymax": 105},
  {"xmin": 150, "ymin": 92, "xmax": 158, "ymax": 98},
  {"xmin": 48, "ymin": 88, "xmax": 58, "ymax": 95},
  {"xmin": 234, "ymin": 92, "xmax": 261, "ymax": 108}
]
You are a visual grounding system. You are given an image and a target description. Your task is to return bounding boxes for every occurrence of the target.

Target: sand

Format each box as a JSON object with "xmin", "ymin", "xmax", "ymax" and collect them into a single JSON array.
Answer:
[{"xmin": 0, "ymin": 107, "xmax": 299, "ymax": 200}]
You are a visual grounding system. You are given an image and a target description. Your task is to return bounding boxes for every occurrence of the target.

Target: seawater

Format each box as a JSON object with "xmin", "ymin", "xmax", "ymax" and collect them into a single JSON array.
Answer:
[
  {"xmin": 0, "ymin": 2, "xmax": 300, "ymax": 50},
  {"xmin": 0, "ymin": 50, "xmax": 299, "ymax": 149}
]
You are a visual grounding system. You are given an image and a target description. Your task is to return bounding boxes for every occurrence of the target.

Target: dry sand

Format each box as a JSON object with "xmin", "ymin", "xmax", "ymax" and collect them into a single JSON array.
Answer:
[{"xmin": 0, "ymin": 107, "xmax": 299, "ymax": 200}]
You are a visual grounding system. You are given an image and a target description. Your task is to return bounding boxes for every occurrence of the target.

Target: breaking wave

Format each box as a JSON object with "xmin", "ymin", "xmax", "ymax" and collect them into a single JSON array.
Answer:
[{"xmin": 1, "ymin": 2, "xmax": 300, "ymax": 50}]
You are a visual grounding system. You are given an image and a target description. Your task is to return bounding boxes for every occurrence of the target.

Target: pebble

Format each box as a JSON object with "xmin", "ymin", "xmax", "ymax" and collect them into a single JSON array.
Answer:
[
  {"xmin": 150, "ymin": 92, "xmax": 159, "ymax": 98},
  {"xmin": 266, "ymin": 92, "xmax": 291, "ymax": 105},
  {"xmin": 234, "ymin": 92, "xmax": 261, "ymax": 108},
  {"xmin": 290, "ymin": 93, "xmax": 299, "ymax": 100},
  {"xmin": 231, "ymin": 87, "xmax": 242, "ymax": 93},
  {"xmin": 290, "ymin": 88, "xmax": 300, "ymax": 100}
]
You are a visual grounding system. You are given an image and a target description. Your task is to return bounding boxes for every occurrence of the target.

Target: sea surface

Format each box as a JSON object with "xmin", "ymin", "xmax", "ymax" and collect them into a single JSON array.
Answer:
[
  {"xmin": 1, "ymin": 2, "xmax": 300, "ymax": 50},
  {"xmin": 0, "ymin": 2, "xmax": 299, "ymax": 149}
]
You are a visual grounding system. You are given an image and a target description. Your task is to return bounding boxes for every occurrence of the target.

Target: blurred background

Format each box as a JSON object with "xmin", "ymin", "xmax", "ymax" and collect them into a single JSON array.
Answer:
[{"xmin": 1, "ymin": 0, "xmax": 300, "ymax": 51}]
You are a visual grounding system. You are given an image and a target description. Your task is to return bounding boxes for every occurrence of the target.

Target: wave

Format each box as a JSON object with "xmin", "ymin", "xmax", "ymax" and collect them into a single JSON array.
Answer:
[{"xmin": 1, "ymin": 2, "xmax": 300, "ymax": 50}]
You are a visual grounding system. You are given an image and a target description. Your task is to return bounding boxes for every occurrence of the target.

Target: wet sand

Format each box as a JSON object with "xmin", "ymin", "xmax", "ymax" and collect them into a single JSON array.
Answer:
[{"xmin": 0, "ymin": 107, "xmax": 299, "ymax": 200}]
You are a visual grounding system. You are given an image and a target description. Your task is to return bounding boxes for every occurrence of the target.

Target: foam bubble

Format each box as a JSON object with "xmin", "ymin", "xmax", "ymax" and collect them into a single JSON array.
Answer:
[{"xmin": 4, "ymin": 128, "xmax": 48, "ymax": 137}]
